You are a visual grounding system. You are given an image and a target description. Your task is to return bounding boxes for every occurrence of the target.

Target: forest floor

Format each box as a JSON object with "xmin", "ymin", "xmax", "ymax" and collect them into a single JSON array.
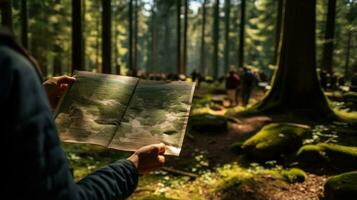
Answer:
[{"xmin": 64, "ymin": 82, "xmax": 357, "ymax": 200}]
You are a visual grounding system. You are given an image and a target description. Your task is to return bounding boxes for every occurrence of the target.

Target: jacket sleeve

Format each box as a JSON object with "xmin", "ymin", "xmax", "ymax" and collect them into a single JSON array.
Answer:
[{"xmin": 0, "ymin": 46, "xmax": 138, "ymax": 200}]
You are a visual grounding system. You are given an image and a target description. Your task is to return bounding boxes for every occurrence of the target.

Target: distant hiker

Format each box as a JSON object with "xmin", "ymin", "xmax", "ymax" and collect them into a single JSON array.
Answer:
[
  {"xmin": 0, "ymin": 30, "xmax": 165, "ymax": 200},
  {"xmin": 191, "ymin": 69, "xmax": 202, "ymax": 87},
  {"xmin": 351, "ymin": 73, "xmax": 357, "ymax": 92},
  {"xmin": 241, "ymin": 67, "xmax": 256, "ymax": 107},
  {"xmin": 225, "ymin": 69, "xmax": 241, "ymax": 107}
]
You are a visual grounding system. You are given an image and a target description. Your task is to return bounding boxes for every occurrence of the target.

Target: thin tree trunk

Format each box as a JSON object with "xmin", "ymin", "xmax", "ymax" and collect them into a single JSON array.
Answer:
[
  {"xmin": 213, "ymin": 0, "xmax": 220, "ymax": 80},
  {"xmin": 151, "ymin": 0, "xmax": 158, "ymax": 72},
  {"xmin": 254, "ymin": 0, "xmax": 333, "ymax": 119},
  {"xmin": 95, "ymin": 14, "xmax": 101, "ymax": 72},
  {"xmin": 114, "ymin": 4, "xmax": 119, "ymax": 75},
  {"xmin": 20, "ymin": 0, "xmax": 28, "ymax": 49},
  {"xmin": 344, "ymin": 30, "xmax": 352, "ymax": 78},
  {"xmin": 133, "ymin": 0, "xmax": 138, "ymax": 72},
  {"xmin": 183, "ymin": 0, "xmax": 188, "ymax": 75},
  {"xmin": 102, "ymin": 0, "xmax": 111, "ymax": 74},
  {"xmin": 322, "ymin": 0, "xmax": 336, "ymax": 74},
  {"xmin": 238, "ymin": 0, "xmax": 245, "ymax": 68},
  {"xmin": 82, "ymin": 0, "xmax": 86, "ymax": 71},
  {"xmin": 177, "ymin": 0, "xmax": 182, "ymax": 74},
  {"xmin": 72, "ymin": 0, "xmax": 84, "ymax": 72},
  {"xmin": 273, "ymin": 0, "xmax": 283, "ymax": 65},
  {"xmin": 128, "ymin": 0, "xmax": 133, "ymax": 72},
  {"xmin": 199, "ymin": 0, "xmax": 207, "ymax": 76},
  {"xmin": 0, "ymin": 0, "xmax": 13, "ymax": 32},
  {"xmin": 224, "ymin": 0, "xmax": 231, "ymax": 73}
]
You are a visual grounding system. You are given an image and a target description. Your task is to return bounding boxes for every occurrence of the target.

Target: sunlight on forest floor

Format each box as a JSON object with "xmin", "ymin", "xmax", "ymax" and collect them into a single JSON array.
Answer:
[{"xmin": 64, "ymin": 83, "xmax": 357, "ymax": 200}]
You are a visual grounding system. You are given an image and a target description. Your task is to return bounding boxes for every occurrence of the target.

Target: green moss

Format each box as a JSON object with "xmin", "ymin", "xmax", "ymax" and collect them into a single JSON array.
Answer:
[
  {"xmin": 139, "ymin": 195, "xmax": 175, "ymax": 200},
  {"xmin": 324, "ymin": 171, "xmax": 357, "ymax": 200},
  {"xmin": 297, "ymin": 143, "xmax": 357, "ymax": 171},
  {"xmin": 188, "ymin": 114, "xmax": 228, "ymax": 133},
  {"xmin": 281, "ymin": 168, "xmax": 306, "ymax": 183},
  {"xmin": 242, "ymin": 123, "xmax": 311, "ymax": 160}
]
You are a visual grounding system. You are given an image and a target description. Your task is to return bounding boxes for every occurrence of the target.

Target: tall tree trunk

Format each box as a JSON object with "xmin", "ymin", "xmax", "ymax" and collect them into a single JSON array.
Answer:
[
  {"xmin": 321, "ymin": 0, "xmax": 336, "ymax": 74},
  {"xmin": 151, "ymin": 0, "xmax": 158, "ymax": 72},
  {"xmin": 128, "ymin": 0, "xmax": 133, "ymax": 72},
  {"xmin": 72, "ymin": 0, "xmax": 84, "ymax": 72},
  {"xmin": 95, "ymin": 14, "xmax": 101, "ymax": 72},
  {"xmin": 1, "ymin": 0, "xmax": 13, "ymax": 32},
  {"xmin": 224, "ymin": 0, "xmax": 231, "ymax": 73},
  {"xmin": 20, "ymin": 0, "xmax": 28, "ymax": 49},
  {"xmin": 182, "ymin": 0, "xmax": 188, "ymax": 75},
  {"xmin": 238, "ymin": 0, "xmax": 245, "ymax": 68},
  {"xmin": 344, "ymin": 30, "xmax": 352, "ymax": 78},
  {"xmin": 212, "ymin": 0, "xmax": 220, "ymax": 80},
  {"xmin": 133, "ymin": 0, "xmax": 138, "ymax": 72},
  {"xmin": 177, "ymin": 0, "xmax": 182, "ymax": 74},
  {"xmin": 273, "ymin": 0, "xmax": 283, "ymax": 66},
  {"xmin": 82, "ymin": 0, "xmax": 86, "ymax": 71},
  {"xmin": 199, "ymin": 0, "xmax": 207, "ymax": 76},
  {"xmin": 102, "ymin": 0, "xmax": 112, "ymax": 74},
  {"xmin": 253, "ymin": 0, "xmax": 334, "ymax": 119}
]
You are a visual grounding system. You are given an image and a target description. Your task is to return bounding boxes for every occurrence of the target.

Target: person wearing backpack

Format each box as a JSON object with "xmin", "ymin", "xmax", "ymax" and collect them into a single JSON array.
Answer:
[
  {"xmin": 0, "ymin": 30, "xmax": 165, "ymax": 200},
  {"xmin": 241, "ymin": 66, "xmax": 256, "ymax": 107}
]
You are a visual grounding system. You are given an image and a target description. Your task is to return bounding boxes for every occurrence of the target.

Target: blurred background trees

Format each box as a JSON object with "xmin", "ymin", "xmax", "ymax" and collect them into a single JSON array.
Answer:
[{"xmin": 1, "ymin": 0, "xmax": 356, "ymax": 80}]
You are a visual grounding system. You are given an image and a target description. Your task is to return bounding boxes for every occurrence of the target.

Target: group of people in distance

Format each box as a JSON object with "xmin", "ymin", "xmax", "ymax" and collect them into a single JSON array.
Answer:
[
  {"xmin": 225, "ymin": 66, "xmax": 260, "ymax": 107},
  {"xmin": 319, "ymin": 69, "xmax": 357, "ymax": 93}
]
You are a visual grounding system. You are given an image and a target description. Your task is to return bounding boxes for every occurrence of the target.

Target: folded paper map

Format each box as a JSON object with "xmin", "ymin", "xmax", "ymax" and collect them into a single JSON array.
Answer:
[{"xmin": 55, "ymin": 71, "xmax": 196, "ymax": 156}]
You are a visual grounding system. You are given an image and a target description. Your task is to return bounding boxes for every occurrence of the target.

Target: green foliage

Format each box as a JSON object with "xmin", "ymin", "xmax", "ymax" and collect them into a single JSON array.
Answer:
[
  {"xmin": 242, "ymin": 123, "xmax": 311, "ymax": 160},
  {"xmin": 297, "ymin": 143, "xmax": 357, "ymax": 171},
  {"xmin": 324, "ymin": 171, "xmax": 357, "ymax": 200}
]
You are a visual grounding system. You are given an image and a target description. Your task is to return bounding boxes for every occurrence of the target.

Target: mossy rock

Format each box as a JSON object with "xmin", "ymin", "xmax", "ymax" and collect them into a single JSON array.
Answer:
[
  {"xmin": 188, "ymin": 114, "xmax": 228, "ymax": 133},
  {"xmin": 139, "ymin": 195, "xmax": 175, "ymax": 200},
  {"xmin": 324, "ymin": 171, "xmax": 357, "ymax": 200},
  {"xmin": 281, "ymin": 168, "xmax": 306, "ymax": 183},
  {"xmin": 241, "ymin": 123, "xmax": 311, "ymax": 160},
  {"xmin": 297, "ymin": 143, "xmax": 357, "ymax": 172}
]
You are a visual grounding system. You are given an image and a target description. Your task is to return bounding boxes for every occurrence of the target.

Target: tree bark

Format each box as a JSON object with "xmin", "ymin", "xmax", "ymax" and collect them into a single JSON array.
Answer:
[
  {"xmin": 1, "ymin": 0, "xmax": 13, "ymax": 32},
  {"xmin": 224, "ymin": 0, "xmax": 231, "ymax": 73},
  {"xmin": 177, "ymin": 0, "xmax": 182, "ymax": 74},
  {"xmin": 238, "ymin": 0, "xmax": 245, "ymax": 68},
  {"xmin": 20, "ymin": 0, "xmax": 28, "ymax": 49},
  {"xmin": 102, "ymin": 0, "xmax": 112, "ymax": 74},
  {"xmin": 273, "ymin": 0, "xmax": 283, "ymax": 66},
  {"xmin": 151, "ymin": 0, "xmax": 158, "ymax": 73},
  {"xmin": 199, "ymin": 0, "xmax": 207, "ymax": 76},
  {"xmin": 128, "ymin": 0, "xmax": 133, "ymax": 72},
  {"xmin": 253, "ymin": 0, "xmax": 334, "ymax": 119},
  {"xmin": 321, "ymin": 0, "xmax": 336, "ymax": 74},
  {"xmin": 72, "ymin": 0, "xmax": 84, "ymax": 72},
  {"xmin": 183, "ymin": 0, "xmax": 188, "ymax": 75},
  {"xmin": 133, "ymin": 0, "xmax": 138, "ymax": 72},
  {"xmin": 212, "ymin": 0, "xmax": 220, "ymax": 80}
]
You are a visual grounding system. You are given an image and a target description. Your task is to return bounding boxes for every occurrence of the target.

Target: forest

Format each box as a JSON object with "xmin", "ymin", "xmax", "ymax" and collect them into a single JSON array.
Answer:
[{"xmin": 1, "ymin": 0, "xmax": 357, "ymax": 199}]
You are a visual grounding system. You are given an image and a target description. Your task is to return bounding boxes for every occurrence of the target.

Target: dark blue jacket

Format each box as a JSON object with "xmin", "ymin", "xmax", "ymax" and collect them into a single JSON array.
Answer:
[{"xmin": 0, "ymin": 46, "xmax": 138, "ymax": 200}]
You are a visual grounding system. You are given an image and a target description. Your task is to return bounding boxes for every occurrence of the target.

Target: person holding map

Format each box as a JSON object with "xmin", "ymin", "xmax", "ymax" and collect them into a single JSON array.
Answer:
[{"xmin": 0, "ymin": 30, "xmax": 165, "ymax": 199}]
